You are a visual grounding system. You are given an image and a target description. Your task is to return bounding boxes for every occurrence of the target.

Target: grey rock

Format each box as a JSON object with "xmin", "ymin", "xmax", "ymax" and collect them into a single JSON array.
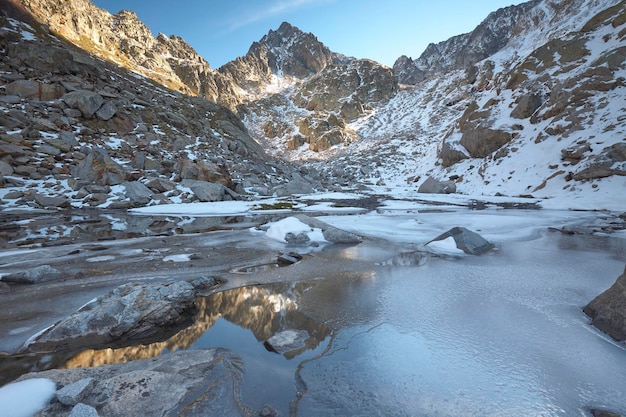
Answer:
[
  {"xmin": 427, "ymin": 226, "xmax": 494, "ymax": 255},
  {"xmin": 72, "ymin": 149, "xmax": 126, "ymax": 186},
  {"xmin": 265, "ymin": 329, "xmax": 309, "ymax": 355},
  {"xmin": 294, "ymin": 214, "xmax": 362, "ymax": 243},
  {"xmin": 144, "ymin": 177, "xmax": 175, "ymax": 192},
  {"xmin": 460, "ymin": 127, "xmax": 512, "ymax": 158},
  {"xmin": 17, "ymin": 349, "xmax": 245, "ymax": 417},
  {"xmin": 182, "ymin": 179, "xmax": 225, "ymax": 202},
  {"xmin": 36, "ymin": 144, "xmax": 61, "ymax": 156},
  {"xmin": 69, "ymin": 403, "xmax": 100, "ymax": 417},
  {"xmin": 0, "ymin": 95, "xmax": 22, "ymax": 104},
  {"xmin": 63, "ymin": 90, "xmax": 105, "ymax": 118},
  {"xmin": 96, "ymin": 100, "xmax": 117, "ymax": 121},
  {"xmin": 0, "ymin": 160, "xmax": 14, "ymax": 176},
  {"xmin": 34, "ymin": 193, "xmax": 71, "ymax": 208},
  {"xmin": 418, "ymin": 176, "xmax": 456, "ymax": 194},
  {"xmin": 285, "ymin": 232, "xmax": 310, "ymax": 244},
  {"xmin": 584, "ymin": 265, "xmax": 626, "ymax": 341},
  {"xmin": 273, "ymin": 178, "xmax": 315, "ymax": 197},
  {"xmin": 573, "ymin": 143, "xmax": 626, "ymax": 180},
  {"xmin": 277, "ymin": 252, "xmax": 303, "ymax": 266},
  {"xmin": 1, "ymin": 265, "xmax": 63, "ymax": 284},
  {"xmin": 57, "ymin": 377, "xmax": 95, "ymax": 406},
  {"xmin": 22, "ymin": 280, "xmax": 198, "ymax": 353},
  {"xmin": 123, "ymin": 181, "xmax": 153, "ymax": 205},
  {"xmin": 510, "ymin": 93, "xmax": 542, "ymax": 119},
  {"xmin": 5, "ymin": 79, "xmax": 39, "ymax": 98}
]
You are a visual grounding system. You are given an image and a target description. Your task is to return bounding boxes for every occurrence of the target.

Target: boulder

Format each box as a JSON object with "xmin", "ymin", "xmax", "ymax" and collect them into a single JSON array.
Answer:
[
  {"xmin": 145, "ymin": 177, "xmax": 176, "ymax": 192},
  {"xmin": 510, "ymin": 93, "xmax": 542, "ymax": 119},
  {"xmin": 5, "ymin": 79, "xmax": 38, "ymax": 98},
  {"xmin": 0, "ymin": 160, "xmax": 14, "ymax": 176},
  {"xmin": 57, "ymin": 378, "xmax": 95, "ymax": 406},
  {"xmin": 584, "ymin": 266, "xmax": 626, "ymax": 341},
  {"xmin": 573, "ymin": 143, "xmax": 626, "ymax": 180},
  {"xmin": 439, "ymin": 140, "xmax": 469, "ymax": 167},
  {"xmin": 123, "ymin": 181, "xmax": 153, "ymax": 206},
  {"xmin": 95, "ymin": 100, "xmax": 117, "ymax": 121},
  {"xmin": 175, "ymin": 158, "xmax": 228, "ymax": 185},
  {"xmin": 264, "ymin": 329, "xmax": 309, "ymax": 355},
  {"xmin": 1, "ymin": 265, "xmax": 63, "ymax": 284},
  {"xmin": 33, "ymin": 193, "xmax": 71, "ymax": 209},
  {"xmin": 72, "ymin": 149, "xmax": 126, "ymax": 186},
  {"xmin": 62, "ymin": 90, "xmax": 105, "ymax": 119},
  {"xmin": 273, "ymin": 178, "xmax": 315, "ymax": 197},
  {"xmin": 418, "ymin": 176, "xmax": 456, "ymax": 194},
  {"xmin": 22, "ymin": 280, "xmax": 198, "ymax": 353},
  {"xmin": 294, "ymin": 214, "xmax": 362, "ymax": 243},
  {"xmin": 69, "ymin": 403, "xmax": 100, "ymax": 417},
  {"xmin": 426, "ymin": 227, "xmax": 494, "ymax": 255},
  {"xmin": 460, "ymin": 127, "xmax": 512, "ymax": 158},
  {"xmin": 16, "ymin": 349, "xmax": 247, "ymax": 417},
  {"xmin": 182, "ymin": 179, "xmax": 225, "ymax": 202}
]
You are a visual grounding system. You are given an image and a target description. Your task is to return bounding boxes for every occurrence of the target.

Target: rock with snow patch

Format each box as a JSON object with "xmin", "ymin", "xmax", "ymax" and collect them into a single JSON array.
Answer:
[
  {"xmin": 584, "ymin": 265, "xmax": 626, "ymax": 342},
  {"xmin": 16, "ymin": 349, "xmax": 246, "ymax": 417},
  {"xmin": 1, "ymin": 265, "xmax": 63, "ymax": 284},
  {"xmin": 573, "ymin": 143, "xmax": 626, "ymax": 180},
  {"xmin": 418, "ymin": 176, "xmax": 456, "ymax": 194},
  {"xmin": 294, "ymin": 214, "xmax": 362, "ymax": 243},
  {"xmin": 510, "ymin": 92, "xmax": 542, "ymax": 119},
  {"xmin": 427, "ymin": 227, "xmax": 494, "ymax": 255},
  {"xmin": 22, "ymin": 280, "xmax": 198, "ymax": 353}
]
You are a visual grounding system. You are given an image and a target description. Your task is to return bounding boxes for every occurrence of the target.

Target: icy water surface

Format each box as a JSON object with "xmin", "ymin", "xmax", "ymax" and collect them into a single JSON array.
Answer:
[
  {"xmin": 198, "ymin": 232, "xmax": 626, "ymax": 416},
  {"xmin": 1, "ymin": 207, "xmax": 625, "ymax": 416}
]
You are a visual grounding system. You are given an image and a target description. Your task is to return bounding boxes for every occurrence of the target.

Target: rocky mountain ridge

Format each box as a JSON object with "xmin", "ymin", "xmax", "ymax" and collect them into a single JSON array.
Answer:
[
  {"xmin": 0, "ymin": 4, "xmax": 317, "ymax": 225},
  {"xmin": 1, "ymin": 0, "xmax": 625, "ymax": 213},
  {"xmin": 313, "ymin": 0, "xmax": 625, "ymax": 206},
  {"xmin": 392, "ymin": 0, "xmax": 615, "ymax": 83}
]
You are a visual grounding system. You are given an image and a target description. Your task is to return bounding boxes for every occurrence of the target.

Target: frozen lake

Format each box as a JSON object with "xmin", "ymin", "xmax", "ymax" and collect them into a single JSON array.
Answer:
[{"xmin": 1, "ymin": 199, "xmax": 625, "ymax": 416}]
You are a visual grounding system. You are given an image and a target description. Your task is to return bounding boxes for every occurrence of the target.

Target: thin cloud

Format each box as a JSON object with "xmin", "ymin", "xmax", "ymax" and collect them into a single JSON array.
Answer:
[{"xmin": 225, "ymin": 0, "xmax": 333, "ymax": 32}]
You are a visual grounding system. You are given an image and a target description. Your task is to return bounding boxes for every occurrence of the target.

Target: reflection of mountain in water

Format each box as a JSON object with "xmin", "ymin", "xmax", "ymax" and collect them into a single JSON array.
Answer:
[{"xmin": 65, "ymin": 281, "xmax": 332, "ymax": 368}]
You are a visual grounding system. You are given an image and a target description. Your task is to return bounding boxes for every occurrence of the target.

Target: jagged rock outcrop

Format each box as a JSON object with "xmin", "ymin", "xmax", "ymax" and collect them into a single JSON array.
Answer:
[
  {"xmin": 13, "ymin": 0, "xmax": 244, "ymax": 109},
  {"xmin": 22, "ymin": 280, "xmax": 200, "ymax": 353},
  {"xmin": 393, "ymin": 0, "xmax": 541, "ymax": 82}
]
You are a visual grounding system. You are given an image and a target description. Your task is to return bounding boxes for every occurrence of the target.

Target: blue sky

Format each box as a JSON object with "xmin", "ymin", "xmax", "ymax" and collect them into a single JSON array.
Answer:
[{"xmin": 91, "ymin": 0, "xmax": 526, "ymax": 69}]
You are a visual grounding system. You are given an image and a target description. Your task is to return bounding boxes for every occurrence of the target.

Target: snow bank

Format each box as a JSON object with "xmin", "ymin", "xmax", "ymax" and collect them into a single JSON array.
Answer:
[
  {"xmin": 265, "ymin": 217, "xmax": 326, "ymax": 243},
  {"xmin": 0, "ymin": 378, "xmax": 56, "ymax": 417}
]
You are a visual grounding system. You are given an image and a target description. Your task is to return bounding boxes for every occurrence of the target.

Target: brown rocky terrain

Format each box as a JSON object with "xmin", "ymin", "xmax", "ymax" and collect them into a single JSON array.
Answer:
[{"xmin": 0, "ymin": 4, "xmax": 312, "ymax": 219}]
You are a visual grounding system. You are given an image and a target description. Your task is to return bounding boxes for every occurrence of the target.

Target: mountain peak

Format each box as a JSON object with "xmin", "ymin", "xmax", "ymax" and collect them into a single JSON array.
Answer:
[{"xmin": 258, "ymin": 21, "xmax": 333, "ymax": 78}]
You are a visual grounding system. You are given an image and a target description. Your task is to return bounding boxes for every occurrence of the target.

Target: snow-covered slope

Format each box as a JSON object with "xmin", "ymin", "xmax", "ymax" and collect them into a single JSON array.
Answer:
[{"xmin": 286, "ymin": 0, "xmax": 626, "ymax": 210}]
